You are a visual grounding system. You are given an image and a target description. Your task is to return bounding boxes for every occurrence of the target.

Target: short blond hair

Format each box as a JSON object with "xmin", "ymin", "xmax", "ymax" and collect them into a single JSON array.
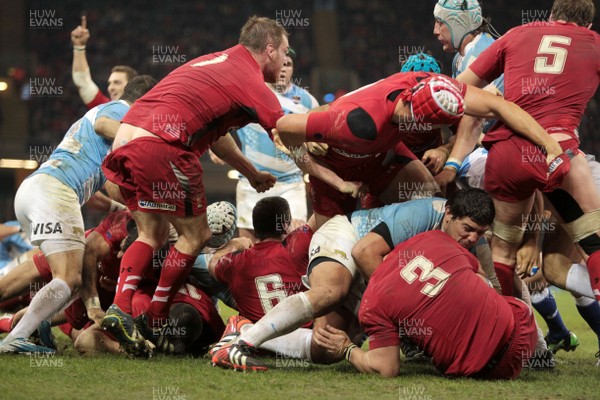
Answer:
[{"xmin": 239, "ymin": 15, "xmax": 288, "ymax": 53}]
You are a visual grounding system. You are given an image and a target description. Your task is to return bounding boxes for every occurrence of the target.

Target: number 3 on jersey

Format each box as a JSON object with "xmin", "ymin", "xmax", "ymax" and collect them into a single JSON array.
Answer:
[
  {"xmin": 534, "ymin": 35, "xmax": 571, "ymax": 74},
  {"xmin": 400, "ymin": 255, "xmax": 450, "ymax": 297}
]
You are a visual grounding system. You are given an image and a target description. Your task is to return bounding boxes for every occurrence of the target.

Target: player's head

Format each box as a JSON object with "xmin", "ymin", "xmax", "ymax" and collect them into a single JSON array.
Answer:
[
  {"xmin": 433, "ymin": 0, "xmax": 484, "ymax": 52},
  {"xmin": 443, "ymin": 187, "xmax": 495, "ymax": 249},
  {"xmin": 167, "ymin": 303, "xmax": 205, "ymax": 355},
  {"xmin": 401, "ymin": 53, "xmax": 442, "ymax": 74},
  {"xmin": 550, "ymin": 0, "xmax": 595, "ymax": 27},
  {"xmin": 252, "ymin": 196, "xmax": 291, "ymax": 241},
  {"xmin": 119, "ymin": 75, "xmax": 157, "ymax": 105},
  {"xmin": 240, "ymin": 15, "xmax": 289, "ymax": 83},
  {"xmin": 399, "ymin": 75, "xmax": 465, "ymax": 126},
  {"xmin": 108, "ymin": 65, "xmax": 138, "ymax": 100},
  {"xmin": 206, "ymin": 201, "xmax": 237, "ymax": 249},
  {"xmin": 276, "ymin": 48, "xmax": 296, "ymax": 93}
]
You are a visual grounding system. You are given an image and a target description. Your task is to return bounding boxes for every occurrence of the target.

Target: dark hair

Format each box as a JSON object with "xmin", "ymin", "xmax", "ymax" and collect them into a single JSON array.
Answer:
[
  {"xmin": 119, "ymin": 74, "xmax": 157, "ymax": 104},
  {"xmin": 551, "ymin": 0, "xmax": 595, "ymax": 26},
  {"xmin": 239, "ymin": 15, "xmax": 288, "ymax": 52},
  {"xmin": 168, "ymin": 303, "xmax": 203, "ymax": 355},
  {"xmin": 252, "ymin": 197, "xmax": 291, "ymax": 240},
  {"xmin": 111, "ymin": 65, "xmax": 138, "ymax": 81},
  {"xmin": 446, "ymin": 187, "xmax": 495, "ymax": 226}
]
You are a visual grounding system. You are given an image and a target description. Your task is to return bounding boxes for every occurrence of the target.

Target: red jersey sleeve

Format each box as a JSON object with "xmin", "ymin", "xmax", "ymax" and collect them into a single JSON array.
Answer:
[
  {"xmin": 360, "ymin": 300, "xmax": 400, "ymax": 350},
  {"xmin": 94, "ymin": 211, "xmax": 131, "ymax": 253},
  {"xmin": 213, "ymin": 250, "xmax": 242, "ymax": 284},
  {"xmin": 469, "ymin": 31, "xmax": 509, "ymax": 84},
  {"xmin": 86, "ymin": 90, "xmax": 110, "ymax": 109}
]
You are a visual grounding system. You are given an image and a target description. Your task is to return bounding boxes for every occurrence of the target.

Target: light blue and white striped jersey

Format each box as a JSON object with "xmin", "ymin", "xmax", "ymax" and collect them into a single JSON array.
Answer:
[
  {"xmin": 236, "ymin": 84, "xmax": 318, "ymax": 183},
  {"xmin": 0, "ymin": 221, "xmax": 33, "ymax": 269},
  {"xmin": 452, "ymin": 32, "xmax": 504, "ymax": 94},
  {"xmin": 453, "ymin": 33, "xmax": 504, "ymax": 133},
  {"xmin": 351, "ymin": 198, "xmax": 447, "ymax": 244},
  {"xmin": 457, "ymin": 147, "xmax": 488, "ymax": 189},
  {"xmin": 32, "ymin": 100, "xmax": 130, "ymax": 205}
]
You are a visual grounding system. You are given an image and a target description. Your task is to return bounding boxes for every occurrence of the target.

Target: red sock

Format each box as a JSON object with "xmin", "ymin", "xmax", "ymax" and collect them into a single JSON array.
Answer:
[
  {"xmin": 494, "ymin": 261, "xmax": 515, "ymax": 296},
  {"xmin": 586, "ymin": 251, "xmax": 600, "ymax": 301},
  {"xmin": 0, "ymin": 314, "xmax": 14, "ymax": 333},
  {"xmin": 113, "ymin": 241, "xmax": 155, "ymax": 314},
  {"xmin": 146, "ymin": 247, "xmax": 195, "ymax": 326}
]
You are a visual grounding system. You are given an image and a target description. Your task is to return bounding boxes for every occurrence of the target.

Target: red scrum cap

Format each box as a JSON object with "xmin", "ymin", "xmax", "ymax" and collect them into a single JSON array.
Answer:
[{"xmin": 400, "ymin": 75, "xmax": 465, "ymax": 125}]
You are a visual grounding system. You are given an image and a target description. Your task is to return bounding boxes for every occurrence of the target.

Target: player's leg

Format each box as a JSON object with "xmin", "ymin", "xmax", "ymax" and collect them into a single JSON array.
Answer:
[
  {"xmin": 0, "ymin": 253, "xmax": 44, "ymax": 302},
  {"xmin": 213, "ymin": 215, "xmax": 357, "ymax": 370},
  {"xmin": 1, "ymin": 176, "xmax": 83, "ymax": 353},
  {"xmin": 546, "ymin": 154, "xmax": 600, "ymax": 301},
  {"xmin": 236, "ymin": 179, "xmax": 257, "ymax": 242},
  {"xmin": 491, "ymin": 196, "xmax": 535, "ymax": 295},
  {"xmin": 141, "ymin": 213, "xmax": 210, "ymax": 330}
]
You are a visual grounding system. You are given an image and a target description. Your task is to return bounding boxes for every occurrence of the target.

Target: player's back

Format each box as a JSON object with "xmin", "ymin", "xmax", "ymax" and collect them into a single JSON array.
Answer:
[
  {"xmin": 490, "ymin": 22, "xmax": 598, "ymax": 132},
  {"xmin": 361, "ymin": 230, "xmax": 513, "ymax": 376},
  {"xmin": 123, "ymin": 44, "xmax": 282, "ymax": 155},
  {"xmin": 32, "ymin": 101, "xmax": 128, "ymax": 204},
  {"xmin": 214, "ymin": 227, "xmax": 312, "ymax": 322}
]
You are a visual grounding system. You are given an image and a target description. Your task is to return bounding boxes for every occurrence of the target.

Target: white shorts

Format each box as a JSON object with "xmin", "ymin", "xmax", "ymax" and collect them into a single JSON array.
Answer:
[
  {"xmin": 308, "ymin": 215, "xmax": 359, "ymax": 278},
  {"xmin": 307, "ymin": 215, "xmax": 365, "ymax": 316},
  {"xmin": 14, "ymin": 174, "xmax": 85, "ymax": 247},
  {"xmin": 236, "ymin": 179, "xmax": 307, "ymax": 229}
]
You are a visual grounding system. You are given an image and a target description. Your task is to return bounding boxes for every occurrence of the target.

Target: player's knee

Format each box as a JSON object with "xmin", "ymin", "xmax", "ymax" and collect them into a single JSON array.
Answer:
[{"xmin": 307, "ymin": 283, "xmax": 349, "ymax": 316}]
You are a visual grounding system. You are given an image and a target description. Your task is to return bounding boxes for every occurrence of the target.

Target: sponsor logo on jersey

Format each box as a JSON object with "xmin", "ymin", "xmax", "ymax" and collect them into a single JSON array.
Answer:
[
  {"xmin": 138, "ymin": 200, "xmax": 176, "ymax": 212},
  {"xmin": 309, "ymin": 246, "xmax": 320, "ymax": 258},
  {"xmin": 32, "ymin": 222, "xmax": 63, "ymax": 235},
  {"xmin": 333, "ymin": 249, "xmax": 348, "ymax": 260},
  {"xmin": 332, "ymin": 147, "xmax": 374, "ymax": 159}
]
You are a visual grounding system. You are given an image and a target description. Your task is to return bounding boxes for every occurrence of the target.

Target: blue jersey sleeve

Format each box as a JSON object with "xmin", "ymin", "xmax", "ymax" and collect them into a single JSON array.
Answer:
[{"xmin": 96, "ymin": 101, "xmax": 130, "ymax": 122}]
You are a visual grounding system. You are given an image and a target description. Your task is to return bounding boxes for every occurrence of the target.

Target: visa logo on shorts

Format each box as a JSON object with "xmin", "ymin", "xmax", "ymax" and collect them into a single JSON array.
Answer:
[
  {"xmin": 33, "ymin": 222, "xmax": 63, "ymax": 235},
  {"xmin": 138, "ymin": 200, "xmax": 176, "ymax": 212}
]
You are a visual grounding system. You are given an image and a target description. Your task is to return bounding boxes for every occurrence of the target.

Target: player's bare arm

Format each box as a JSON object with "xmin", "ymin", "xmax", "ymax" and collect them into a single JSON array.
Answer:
[
  {"xmin": 211, "ymin": 133, "xmax": 276, "ymax": 193},
  {"xmin": 80, "ymin": 231, "xmax": 110, "ymax": 325},
  {"xmin": 462, "ymin": 85, "xmax": 563, "ymax": 163},
  {"xmin": 71, "ymin": 15, "xmax": 100, "ymax": 104},
  {"xmin": 352, "ymin": 231, "xmax": 392, "ymax": 281},
  {"xmin": 94, "ymin": 116, "xmax": 121, "ymax": 140},
  {"xmin": 207, "ymin": 238, "xmax": 253, "ymax": 278},
  {"xmin": 314, "ymin": 324, "xmax": 400, "ymax": 377}
]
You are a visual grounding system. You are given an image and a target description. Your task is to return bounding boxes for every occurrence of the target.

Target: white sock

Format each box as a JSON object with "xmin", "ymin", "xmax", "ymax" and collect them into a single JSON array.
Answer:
[
  {"xmin": 239, "ymin": 292, "xmax": 314, "ymax": 347},
  {"xmin": 531, "ymin": 288, "xmax": 550, "ymax": 304},
  {"xmin": 574, "ymin": 295, "xmax": 595, "ymax": 307},
  {"xmin": 259, "ymin": 328, "xmax": 313, "ymax": 361},
  {"xmin": 535, "ymin": 323, "xmax": 548, "ymax": 352},
  {"xmin": 6, "ymin": 278, "xmax": 71, "ymax": 341},
  {"xmin": 566, "ymin": 263, "xmax": 595, "ymax": 299}
]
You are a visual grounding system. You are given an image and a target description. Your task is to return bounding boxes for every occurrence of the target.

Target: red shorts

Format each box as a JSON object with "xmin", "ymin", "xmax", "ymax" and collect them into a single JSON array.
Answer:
[
  {"xmin": 102, "ymin": 137, "xmax": 206, "ymax": 217},
  {"xmin": 479, "ymin": 296, "xmax": 537, "ymax": 379},
  {"xmin": 485, "ymin": 135, "xmax": 579, "ymax": 202},
  {"xmin": 33, "ymin": 252, "xmax": 53, "ymax": 282}
]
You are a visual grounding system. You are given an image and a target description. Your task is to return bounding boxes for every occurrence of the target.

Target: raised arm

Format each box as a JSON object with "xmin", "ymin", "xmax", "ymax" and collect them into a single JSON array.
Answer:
[{"xmin": 71, "ymin": 15, "xmax": 101, "ymax": 105}]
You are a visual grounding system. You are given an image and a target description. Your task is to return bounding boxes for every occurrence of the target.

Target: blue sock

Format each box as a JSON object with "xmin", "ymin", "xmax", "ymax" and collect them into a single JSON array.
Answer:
[
  {"xmin": 575, "ymin": 296, "xmax": 600, "ymax": 349},
  {"xmin": 531, "ymin": 288, "xmax": 570, "ymax": 342}
]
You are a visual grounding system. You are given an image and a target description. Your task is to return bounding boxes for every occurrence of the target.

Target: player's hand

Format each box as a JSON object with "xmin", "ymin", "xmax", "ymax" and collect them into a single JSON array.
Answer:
[
  {"xmin": 271, "ymin": 129, "xmax": 291, "ymax": 155},
  {"xmin": 208, "ymin": 149, "xmax": 225, "ymax": 165},
  {"xmin": 99, "ymin": 275, "xmax": 117, "ymax": 291},
  {"xmin": 421, "ymin": 148, "xmax": 449, "ymax": 175},
  {"xmin": 516, "ymin": 240, "xmax": 540, "ymax": 278},
  {"xmin": 235, "ymin": 237, "xmax": 254, "ymax": 250},
  {"xmin": 306, "ymin": 142, "xmax": 328, "ymax": 156},
  {"xmin": 434, "ymin": 168, "xmax": 456, "ymax": 196},
  {"xmin": 87, "ymin": 307, "xmax": 105, "ymax": 326},
  {"xmin": 339, "ymin": 181, "xmax": 367, "ymax": 199},
  {"xmin": 70, "ymin": 15, "xmax": 90, "ymax": 46},
  {"xmin": 289, "ymin": 219, "xmax": 306, "ymax": 233},
  {"xmin": 249, "ymin": 171, "xmax": 276, "ymax": 193},
  {"xmin": 313, "ymin": 325, "xmax": 352, "ymax": 359}
]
